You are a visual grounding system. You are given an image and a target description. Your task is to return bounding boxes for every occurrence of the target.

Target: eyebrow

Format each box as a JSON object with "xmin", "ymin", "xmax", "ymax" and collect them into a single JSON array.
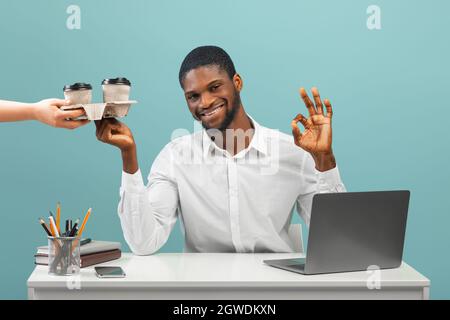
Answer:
[{"xmin": 184, "ymin": 79, "xmax": 224, "ymax": 96}]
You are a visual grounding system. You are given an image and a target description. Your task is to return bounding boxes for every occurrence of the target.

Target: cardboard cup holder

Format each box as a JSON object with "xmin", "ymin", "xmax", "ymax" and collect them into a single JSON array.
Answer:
[{"xmin": 61, "ymin": 100, "xmax": 137, "ymax": 121}]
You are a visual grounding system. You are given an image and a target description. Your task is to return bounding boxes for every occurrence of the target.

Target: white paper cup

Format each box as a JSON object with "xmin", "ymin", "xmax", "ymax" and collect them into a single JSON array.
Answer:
[
  {"xmin": 102, "ymin": 78, "xmax": 131, "ymax": 102},
  {"xmin": 63, "ymin": 83, "xmax": 92, "ymax": 104}
]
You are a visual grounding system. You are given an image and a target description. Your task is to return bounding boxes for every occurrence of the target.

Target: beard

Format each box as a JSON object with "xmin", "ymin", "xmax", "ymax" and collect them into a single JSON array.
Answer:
[{"xmin": 200, "ymin": 91, "xmax": 241, "ymax": 132}]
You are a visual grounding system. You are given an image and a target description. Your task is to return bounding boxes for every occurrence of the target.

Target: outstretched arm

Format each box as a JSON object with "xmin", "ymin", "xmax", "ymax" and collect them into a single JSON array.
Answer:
[{"xmin": 0, "ymin": 99, "xmax": 89, "ymax": 129}]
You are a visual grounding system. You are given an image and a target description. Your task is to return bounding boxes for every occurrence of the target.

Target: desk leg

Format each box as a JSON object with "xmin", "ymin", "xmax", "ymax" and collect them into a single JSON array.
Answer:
[
  {"xmin": 422, "ymin": 286, "xmax": 430, "ymax": 300},
  {"xmin": 28, "ymin": 288, "xmax": 35, "ymax": 300}
]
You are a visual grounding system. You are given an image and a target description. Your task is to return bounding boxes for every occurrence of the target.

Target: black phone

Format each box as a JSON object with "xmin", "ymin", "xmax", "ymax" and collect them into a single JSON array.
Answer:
[{"xmin": 94, "ymin": 266, "xmax": 126, "ymax": 278}]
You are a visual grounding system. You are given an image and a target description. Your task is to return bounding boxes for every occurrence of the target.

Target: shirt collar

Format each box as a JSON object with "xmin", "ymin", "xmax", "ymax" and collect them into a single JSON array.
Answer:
[{"xmin": 202, "ymin": 114, "xmax": 268, "ymax": 158}]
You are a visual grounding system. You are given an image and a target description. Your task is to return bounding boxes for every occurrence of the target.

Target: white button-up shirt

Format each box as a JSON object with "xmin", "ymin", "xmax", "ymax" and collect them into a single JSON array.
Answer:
[{"xmin": 118, "ymin": 116, "xmax": 346, "ymax": 255}]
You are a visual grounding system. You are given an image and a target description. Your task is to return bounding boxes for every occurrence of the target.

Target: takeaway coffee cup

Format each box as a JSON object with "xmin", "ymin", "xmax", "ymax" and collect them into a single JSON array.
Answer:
[
  {"xmin": 63, "ymin": 82, "xmax": 92, "ymax": 105},
  {"xmin": 102, "ymin": 77, "xmax": 131, "ymax": 102}
]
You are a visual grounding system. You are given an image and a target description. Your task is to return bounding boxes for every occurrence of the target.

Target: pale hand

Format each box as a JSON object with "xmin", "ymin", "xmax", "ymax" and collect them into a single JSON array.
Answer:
[{"xmin": 33, "ymin": 98, "xmax": 89, "ymax": 129}]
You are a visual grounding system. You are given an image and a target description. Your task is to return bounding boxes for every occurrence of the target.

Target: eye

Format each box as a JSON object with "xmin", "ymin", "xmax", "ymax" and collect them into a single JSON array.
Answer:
[
  {"xmin": 210, "ymin": 84, "xmax": 221, "ymax": 92},
  {"xmin": 188, "ymin": 94, "xmax": 199, "ymax": 101}
]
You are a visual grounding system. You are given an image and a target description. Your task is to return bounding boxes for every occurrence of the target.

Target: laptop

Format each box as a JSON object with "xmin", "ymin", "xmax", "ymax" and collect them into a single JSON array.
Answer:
[{"xmin": 264, "ymin": 190, "xmax": 410, "ymax": 275}]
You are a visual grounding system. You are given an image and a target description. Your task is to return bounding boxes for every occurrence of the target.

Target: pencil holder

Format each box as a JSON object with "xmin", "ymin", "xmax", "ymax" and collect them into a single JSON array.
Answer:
[{"xmin": 48, "ymin": 236, "xmax": 81, "ymax": 276}]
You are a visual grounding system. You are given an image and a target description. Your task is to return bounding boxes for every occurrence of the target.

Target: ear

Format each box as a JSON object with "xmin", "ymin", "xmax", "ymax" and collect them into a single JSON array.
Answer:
[{"xmin": 233, "ymin": 74, "xmax": 243, "ymax": 92}]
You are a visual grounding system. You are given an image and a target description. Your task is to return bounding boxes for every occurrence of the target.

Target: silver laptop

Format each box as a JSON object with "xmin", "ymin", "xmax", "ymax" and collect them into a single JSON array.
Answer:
[{"xmin": 264, "ymin": 191, "xmax": 410, "ymax": 275}]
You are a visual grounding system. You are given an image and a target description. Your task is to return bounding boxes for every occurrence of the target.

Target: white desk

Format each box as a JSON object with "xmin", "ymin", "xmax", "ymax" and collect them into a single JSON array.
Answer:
[{"xmin": 27, "ymin": 253, "xmax": 430, "ymax": 300}]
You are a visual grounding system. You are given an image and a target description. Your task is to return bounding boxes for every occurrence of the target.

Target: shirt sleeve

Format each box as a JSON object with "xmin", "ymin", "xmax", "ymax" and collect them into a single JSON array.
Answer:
[
  {"xmin": 296, "ymin": 152, "xmax": 346, "ymax": 227},
  {"xmin": 117, "ymin": 145, "xmax": 179, "ymax": 255}
]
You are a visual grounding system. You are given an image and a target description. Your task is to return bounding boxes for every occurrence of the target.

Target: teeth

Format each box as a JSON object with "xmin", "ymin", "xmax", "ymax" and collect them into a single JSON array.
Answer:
[{"xmin": 202, "ymin": 104, "xmax": 223, "ymax": 117}]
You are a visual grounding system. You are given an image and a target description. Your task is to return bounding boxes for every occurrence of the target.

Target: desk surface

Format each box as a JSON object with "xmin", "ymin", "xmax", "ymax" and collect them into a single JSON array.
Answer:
[{"xmin": 27, "ymin": 253, "xmax": 430, "ymax": 300}]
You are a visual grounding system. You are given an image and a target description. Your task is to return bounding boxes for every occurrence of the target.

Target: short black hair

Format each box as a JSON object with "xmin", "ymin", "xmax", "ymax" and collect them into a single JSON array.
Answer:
[{"xmin": 179, "ymin": 46, "xmax": 236, "ymax": 87}]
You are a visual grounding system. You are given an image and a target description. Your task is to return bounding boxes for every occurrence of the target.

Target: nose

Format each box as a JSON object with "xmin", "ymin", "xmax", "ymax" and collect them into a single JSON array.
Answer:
[{"xmin": 199, "ymin": 92, "xmax": 215, "ymax": 110}]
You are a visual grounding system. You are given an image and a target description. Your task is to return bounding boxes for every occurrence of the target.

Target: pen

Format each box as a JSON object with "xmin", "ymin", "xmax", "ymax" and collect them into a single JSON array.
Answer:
[
  {"xmin": 65, "ymin": 219, "xmax": 69, "ymax": 235},
  {"xmin": 80, "ymin": 238, "xmax": 91, "ymax": 246},
  {"xmin": 69, "ymin": 226, "xmax": 78, "ymax": 237},
  {"xmin": 49, "ymin": 211, "xmax": 56, "ymax": 223},
  {"xmin": 49, "ymin": 216, "xmax": 60, "ymax": 237},
  {"xmin": 48, "ymin": 217, "xmax": 56, "ymax": 236},
  {"xmin": 77, "ymin": 208, "xmax": 91, "ymax": 238},
  {"xmin": 38, "ymin": 217, "xmax": 52, "ymax": 236},
  {"xmin": 68, "ymin": 219, "xmax": 79, "ymax": 237},
  {"xmin": 68, "ymin": 225, "xmax": 80, "ymax": 255}
]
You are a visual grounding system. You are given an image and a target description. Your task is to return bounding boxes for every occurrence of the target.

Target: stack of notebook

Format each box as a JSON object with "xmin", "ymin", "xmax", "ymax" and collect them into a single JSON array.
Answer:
[{"xmin": 35, "ymin": 240, "xmax": 121, "ymax": 268}]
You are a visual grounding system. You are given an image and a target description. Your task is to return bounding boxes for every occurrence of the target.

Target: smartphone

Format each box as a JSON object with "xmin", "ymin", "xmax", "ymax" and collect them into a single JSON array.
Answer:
[{"xmin": 95, "ymin": 266, "xmax": 126, "ymax": 278}]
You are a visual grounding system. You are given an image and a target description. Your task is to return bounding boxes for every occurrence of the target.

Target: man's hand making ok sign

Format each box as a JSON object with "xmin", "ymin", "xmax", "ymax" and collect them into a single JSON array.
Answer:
[{"xmin": 291, "ymin": 87, "xmax": 336, "ymax": 172}]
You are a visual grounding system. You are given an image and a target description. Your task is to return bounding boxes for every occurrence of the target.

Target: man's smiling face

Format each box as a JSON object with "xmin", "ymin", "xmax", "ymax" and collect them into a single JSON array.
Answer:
[{"xmin": 182, "ymin": 65, "xmax": 242, "ymax": 131}]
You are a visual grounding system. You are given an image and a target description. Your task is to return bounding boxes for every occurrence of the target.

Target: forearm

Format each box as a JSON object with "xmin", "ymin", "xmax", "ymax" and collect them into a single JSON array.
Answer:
[
  {"xmin": 118, "ymin": 168, "xmax": 178, "ymax": 255},
  {"xmin": 0, "ymin": 100, "xmax": 36, "ymax": 122},
  {"xmin": 121, "ymin": 146, "xmax": 139, "ymax": 174},
  {"xmin": 297, "ymin": 163, "xmax": 346, "ymax": 227},
  {"xmin": 118, "ymin": 192, "xmax": 160, "ymax": 255}
]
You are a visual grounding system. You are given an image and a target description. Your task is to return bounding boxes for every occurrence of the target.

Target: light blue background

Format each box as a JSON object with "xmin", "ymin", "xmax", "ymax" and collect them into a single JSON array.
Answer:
[{"xmin": 0, "ymin": 0, "xmax": 448, "ymax": 299}]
